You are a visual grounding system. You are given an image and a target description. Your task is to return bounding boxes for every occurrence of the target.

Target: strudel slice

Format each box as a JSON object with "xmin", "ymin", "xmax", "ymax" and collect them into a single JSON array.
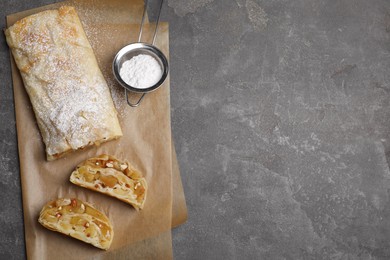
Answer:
[
  {"xmin": 5, "ymin": 6, "xmax": 122, "ymax": 161},
  {"xmin": 70, "ymin": 154, "xmax": 147, "ymax": 210},
  {"xmin": 38, "ymin": 198, "xmax": 113, "ymax": 250}
]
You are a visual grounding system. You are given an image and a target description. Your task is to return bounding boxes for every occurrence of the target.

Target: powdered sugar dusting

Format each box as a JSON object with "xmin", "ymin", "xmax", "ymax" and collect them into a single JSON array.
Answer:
[
  {"xmin": 101, "ymin": 66, "xmax": 128, "ymax": 117},
  {"xmin": 83, "ymin": 27, "xmax": 127, "ymax": 116}
]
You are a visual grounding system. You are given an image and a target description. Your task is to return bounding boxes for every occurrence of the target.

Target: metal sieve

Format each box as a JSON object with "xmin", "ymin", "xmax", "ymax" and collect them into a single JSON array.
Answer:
[{"xmin": 112, "ymin": 0, "xmax": 168, "ymax": 107}]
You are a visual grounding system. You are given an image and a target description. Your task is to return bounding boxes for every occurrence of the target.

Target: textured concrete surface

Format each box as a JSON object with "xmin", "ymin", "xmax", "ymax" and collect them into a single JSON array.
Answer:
[{"xmin": 1, "ymin": 0, "xmax": 390, "ymax": 259}]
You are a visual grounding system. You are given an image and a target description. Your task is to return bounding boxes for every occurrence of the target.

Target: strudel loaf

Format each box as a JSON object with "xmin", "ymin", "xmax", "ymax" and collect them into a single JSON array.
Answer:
[{"xmin": 5, "ymin": 6, "xmax": 122, "ymax": 160}]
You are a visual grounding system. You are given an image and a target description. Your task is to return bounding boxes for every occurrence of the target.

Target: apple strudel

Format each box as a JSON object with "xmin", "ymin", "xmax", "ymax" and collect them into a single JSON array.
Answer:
[
  {"xmin": 38, "ymin": 198, "xmax": 113, "ymax": 250},
  {"xmin": 70, "ymin": 154, "xmax": 147, "ymax": 210}
]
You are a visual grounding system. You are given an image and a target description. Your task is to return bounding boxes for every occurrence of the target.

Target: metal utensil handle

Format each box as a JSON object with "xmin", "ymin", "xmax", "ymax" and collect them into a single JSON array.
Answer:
[
  {"xmin": 138, "ymin": 0, "xmax": 164, "ymax": 45},
  {"xmin": 131, "ymin": 0, "xmax": 164, "ymax": 107},
  {"xmin": 126, "ymin": 89, "xmax": 146, "ymax": 107}
]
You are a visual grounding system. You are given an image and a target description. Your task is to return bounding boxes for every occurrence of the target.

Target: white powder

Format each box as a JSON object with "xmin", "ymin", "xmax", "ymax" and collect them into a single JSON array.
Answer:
[{"xmin": 119, "ymin": 54, "xmax": 163, "ymax": 89}]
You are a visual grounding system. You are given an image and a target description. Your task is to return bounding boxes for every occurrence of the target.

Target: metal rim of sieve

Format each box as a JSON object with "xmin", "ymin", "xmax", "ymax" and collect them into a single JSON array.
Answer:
[{"xmin": 112, "ymin": 0, "xmax": 168, "ymax": 107}]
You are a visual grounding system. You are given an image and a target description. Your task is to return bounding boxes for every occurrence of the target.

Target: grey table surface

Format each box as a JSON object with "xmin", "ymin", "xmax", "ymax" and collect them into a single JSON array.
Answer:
[{"xmin": 1, "ymin": 0, "xmax": 390, "ymax": 259}]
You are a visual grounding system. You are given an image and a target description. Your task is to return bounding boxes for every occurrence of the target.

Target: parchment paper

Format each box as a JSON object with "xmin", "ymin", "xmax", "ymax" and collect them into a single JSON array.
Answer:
[{"xmin": 6, "ymin": 0, "xmax": 187, "ymax": 259}]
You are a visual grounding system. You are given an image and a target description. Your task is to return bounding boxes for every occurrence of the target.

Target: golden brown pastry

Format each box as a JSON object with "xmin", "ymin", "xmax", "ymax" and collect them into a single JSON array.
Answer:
[
  {"xmin": 38, "ymin": 198, "xmax": 113, "ymax": 250},
  {"xmin": 70, "ymin": 154, "xmax": 147, "ymax": 210},
  {"xmin": 5, "ymin": 6, "xmax": 122, "ymax": 161}
]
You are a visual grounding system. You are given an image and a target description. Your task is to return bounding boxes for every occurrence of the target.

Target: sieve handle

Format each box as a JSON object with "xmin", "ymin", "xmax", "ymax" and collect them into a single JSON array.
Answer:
[
  {"xmin": 126, "ymin": 89, "xmax": 146, "ymax": 107},
  {"xmin": 138, "ymin": 0, "xmax": 164, "ymax": 45}
]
